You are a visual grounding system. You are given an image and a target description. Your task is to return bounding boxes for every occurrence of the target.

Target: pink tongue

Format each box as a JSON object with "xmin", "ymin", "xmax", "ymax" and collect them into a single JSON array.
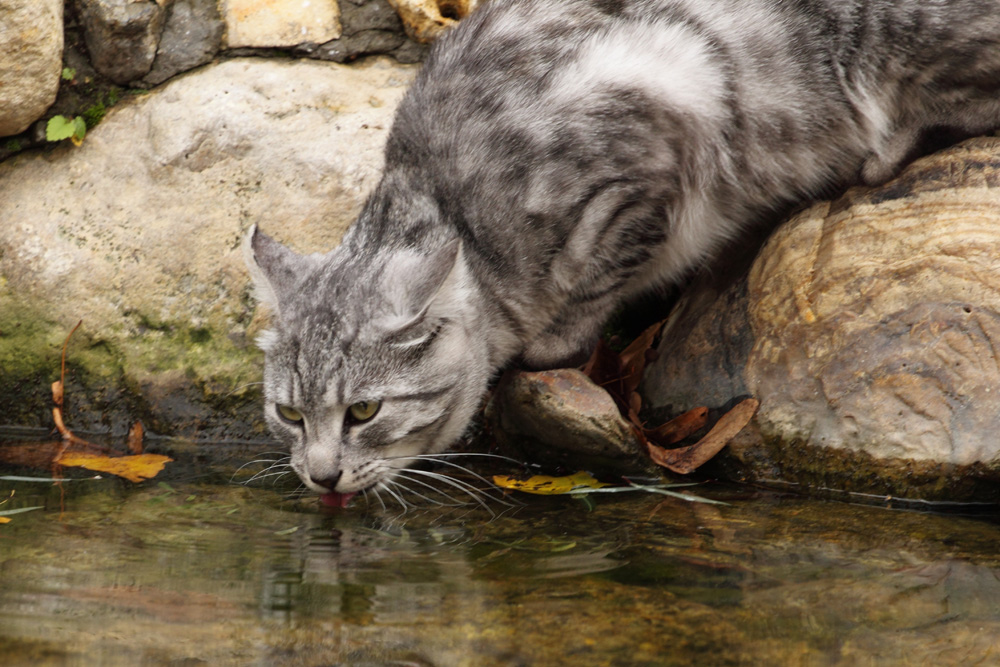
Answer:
[{"xmin": 320, "ymin": 491, "xmax": 358, "ymax": 508}]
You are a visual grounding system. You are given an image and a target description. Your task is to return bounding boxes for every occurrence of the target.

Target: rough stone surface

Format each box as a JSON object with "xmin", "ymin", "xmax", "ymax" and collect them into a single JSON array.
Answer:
[
  {"xmin": 75, "ymin": 0, "xmax": 171, "ymax": 85},
  {"xmin": 488, "ymin": 369, "xmax": 657, "ymax": 476},
  {"xmin": 643, "ymin": 137, "xmax": 1000, "ymax": 500},
  {"xmin": 0, "ymin": 0, "xmax": 64, "ymax": 137},
  {"xmin": 304, "ymin": 0, "xmax": 406, "ymax": 62},
  {"xmin": 223, "ymin": 0, "xmax": 341, "ymax": 48},
  {"xmin": 0, "ymin": 57, "xmax": 417, "ymax": 437},
  {"xmin": 386, "ymin": 0, "xmax": 478, "ymax": 43},
  {"xmin": 141, "ymin": 0, "xmax": 224, "ymax": 87},
  {"xmin": 747, "ymin": 137, "xmax": 1000, "ymax": 467}
]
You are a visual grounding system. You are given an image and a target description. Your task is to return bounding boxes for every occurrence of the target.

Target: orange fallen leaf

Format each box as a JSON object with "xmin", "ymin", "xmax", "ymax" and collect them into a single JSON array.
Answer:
[
  {"xmin": 646, "ymin": 398, "xmax": 759, "ymax": 474},
  {"xmin": 645, "ymin": 406, "xmax": 709, "ymax": 447},
  {"xmin": 56, "ymin": 451, "xmax": 173, "ymax": 483},
  {"xmin": 617, "ymin": 321, "xmax": 663, "ymax": 396},
  {"xmin": 126, "ymin": 421, "xmax": 144, "ymax": 454}
]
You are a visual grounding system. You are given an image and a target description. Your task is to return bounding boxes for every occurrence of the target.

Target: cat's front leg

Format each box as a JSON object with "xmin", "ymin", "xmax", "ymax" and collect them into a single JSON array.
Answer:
[
  {"xmin": 519, "ymin": 305, "xmax": 610, "ymax": 371},
  {"xmin": 861, "ymin": 124, "xmax": 920, "ymax": 185}
]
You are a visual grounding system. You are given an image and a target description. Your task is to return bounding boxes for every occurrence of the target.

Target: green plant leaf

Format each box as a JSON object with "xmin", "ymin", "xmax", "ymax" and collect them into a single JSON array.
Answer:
[
  {"xmin": 71, "ymin": 116, "xmax": 87, "ymax": 146},
  {"xmin": 46, "ymin": 115, "xmax": 76, "ymax": 142},
  {"xmin": 61, "ymin": 67, "xmax": 76, "ymax": 81}
]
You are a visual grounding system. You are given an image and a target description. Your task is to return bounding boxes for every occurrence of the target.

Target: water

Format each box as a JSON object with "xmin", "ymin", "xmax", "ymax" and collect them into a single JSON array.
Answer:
[{"xmin": 2, "ymin": 439, "xmax": 1000, "ymax": 666}]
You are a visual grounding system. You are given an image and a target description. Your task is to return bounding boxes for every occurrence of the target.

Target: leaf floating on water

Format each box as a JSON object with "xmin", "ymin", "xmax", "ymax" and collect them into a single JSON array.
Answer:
[
  {"xmin": 646, "ymin": 398, "xmax": 759, "ymax": 475},
  {"xmin": 492, "ymin": 470, "xmax": 610, "ymax": 495},
  {"xmin": 56, "ymin": 451, "xmax": 173, "ymax": 483}
]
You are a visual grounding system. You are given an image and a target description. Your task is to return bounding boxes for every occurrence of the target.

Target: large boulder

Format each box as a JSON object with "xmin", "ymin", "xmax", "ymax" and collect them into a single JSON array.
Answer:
[
  {"xmin": 644, "ymin": 137, "xmax": 1000, "ymax": 501},
  {"xmin": 0, "ymin": 57, "xmax": 417, "ymax": 438},
  {"xmin": 0, "ymin": 0, "xmax": 63, "ymax": 137}
]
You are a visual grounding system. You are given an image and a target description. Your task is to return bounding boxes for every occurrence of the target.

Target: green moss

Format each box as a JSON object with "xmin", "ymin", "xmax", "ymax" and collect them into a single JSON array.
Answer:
[
  {"xmin": 81, "ymin": 100, "xmax": 106, "ymax": 129},
  {"xmin": 0, "ymin": 284, "xmax": 263, "ymax": 435}
]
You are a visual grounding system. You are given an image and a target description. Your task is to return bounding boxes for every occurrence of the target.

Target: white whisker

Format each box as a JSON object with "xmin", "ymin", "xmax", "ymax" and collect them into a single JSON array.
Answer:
[
  {"xmin": 401, "ymin": 468, "xmax": 505, "ymax": 515},
  {"xmin": 391, "ymin": 474, "xmax": 465, "ymax": 506},
  {"xmin": 379, "ymin": 481, "xmax": 412, "ymax": 511}
]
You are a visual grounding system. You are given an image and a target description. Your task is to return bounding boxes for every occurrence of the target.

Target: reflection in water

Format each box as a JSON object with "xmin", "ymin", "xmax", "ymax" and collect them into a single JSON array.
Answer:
[{"xmin": 0, "ymin": 467, "xmax": 999, "ymax": 665}]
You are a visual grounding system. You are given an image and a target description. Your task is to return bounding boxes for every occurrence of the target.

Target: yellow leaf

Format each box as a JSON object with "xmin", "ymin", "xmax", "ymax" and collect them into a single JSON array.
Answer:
[
  {"xmin": 0, "ymin": 517, "xmax": 10, "ymax": 524},
  {"xmin": 492, "ymin": 471, "xmax": 610, "ymax": 495},
  {"xmin": 56, "ymin": 451, "xmax": 173, "ymax": 483}
]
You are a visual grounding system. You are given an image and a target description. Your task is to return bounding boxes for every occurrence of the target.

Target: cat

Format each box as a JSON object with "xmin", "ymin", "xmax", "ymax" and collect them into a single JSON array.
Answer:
[{"xmin": 245, "ymin": 0, "xmax": 1000, "ymax": 505}]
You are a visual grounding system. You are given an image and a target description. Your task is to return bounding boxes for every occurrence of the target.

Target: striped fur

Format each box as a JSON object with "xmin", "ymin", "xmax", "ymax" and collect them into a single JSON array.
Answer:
[{"xmin": 247, "ymin": 0, "xmax": 1000, "ymax": 496}]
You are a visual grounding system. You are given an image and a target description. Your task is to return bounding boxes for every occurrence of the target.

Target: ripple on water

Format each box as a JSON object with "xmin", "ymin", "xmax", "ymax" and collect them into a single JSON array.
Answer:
[{"xmin": 2, "ymin": 466, "xmax": 1000, "ymax": 665}]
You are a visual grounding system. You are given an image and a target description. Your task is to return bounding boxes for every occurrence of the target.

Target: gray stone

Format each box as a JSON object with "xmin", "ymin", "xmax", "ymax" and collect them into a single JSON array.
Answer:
[
  {"xmin": 0, "ymin": 57, "xmax": 418, "ymax": 438},
  {"xmin": 0, "ymin": 0, "xmax": 64, "ymax": 137},
  {"xmin": 488, "ymin": 369, "xmax": 657, "ymax": 476},
  {"xmin": 310, "ymin": 30, "xmax": 406, "ymax": 63},
  {"xmin": 340, "ymin": 0, "xmax": 404, "ymax": 33},
  {"xmin": 74, "ymin": 0, "xmax": 170, "ymax": 84},
  {"xmin": 642, "ymin": 137, "xmax": 1000, "ymax": 500},
  {"xmin": 305, "ymin": 0, "xmax": 407, "ymax": 63},
  {"xmin": 141, "ymin": 0, "xmax": 224, "ymax": 87}
]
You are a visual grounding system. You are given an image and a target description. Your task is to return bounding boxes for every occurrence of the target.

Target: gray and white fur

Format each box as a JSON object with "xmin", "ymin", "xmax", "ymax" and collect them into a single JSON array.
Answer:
[{"xmin": 245, "ymin": 0, "xmax": 1000, "ymax": 497}]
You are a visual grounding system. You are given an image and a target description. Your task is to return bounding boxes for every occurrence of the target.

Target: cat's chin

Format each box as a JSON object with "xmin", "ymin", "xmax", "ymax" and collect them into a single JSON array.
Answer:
[{"xmin": 319, "ymin": 491, "xmax": 358, "ymax": 508}]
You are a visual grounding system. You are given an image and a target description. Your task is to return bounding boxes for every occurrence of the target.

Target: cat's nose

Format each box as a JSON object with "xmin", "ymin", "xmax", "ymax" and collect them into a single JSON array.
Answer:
[{"xmin": 309, "ymin": 471, "xmax": 342, "ymax": 491}]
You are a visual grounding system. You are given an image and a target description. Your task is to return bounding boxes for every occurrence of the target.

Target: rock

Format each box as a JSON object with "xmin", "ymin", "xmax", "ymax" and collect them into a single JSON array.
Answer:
[
  {"xmin": 0, "ymin": 0, "xmax": 64, "ymax": 137},
  {"xmin": 488, "ymin": 369, "xmax": 657, "ymax": 476},
  {"xmin": 223, "ymin": 0, "xmax": 341, "ymax": 49},
  {"xmin": 385, "ymin": 0, "xmax": 479, "ymax": 43},
  {"xmin": 141, "ymin": 0, "xmax": 224, "ymax": 87},
  {"xmin": 74, "ymin": 0, "xmax": 171, "ymax": 85},
  {"xmin": 643, "ymin": 137, "xmax": 1000, "ymax": 501},
  {"xmin": 303, "ymin": 0, "xmax": 406, "ymax": 63},
  {"xmin": 0, "ymin": 57, "xmax": 418, "ymax": 438}
]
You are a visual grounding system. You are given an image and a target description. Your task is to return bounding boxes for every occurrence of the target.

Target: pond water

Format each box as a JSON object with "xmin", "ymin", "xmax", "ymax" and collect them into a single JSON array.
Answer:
[{"xmin": 2, "ymin": 437, "xmax": 999, "ymax": 666}]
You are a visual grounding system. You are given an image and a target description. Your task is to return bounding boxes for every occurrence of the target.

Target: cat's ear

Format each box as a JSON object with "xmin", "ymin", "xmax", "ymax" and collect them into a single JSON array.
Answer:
[
  {"xmin": 243, "ymin": 225, "xmax": 314, "ymax": 314},
  {"xmin": 378, "ymin": 239, "xmax": 464, "ymax": 335}
]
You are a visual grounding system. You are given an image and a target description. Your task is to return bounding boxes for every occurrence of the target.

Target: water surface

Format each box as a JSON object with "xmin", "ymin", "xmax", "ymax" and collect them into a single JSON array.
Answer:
[{"xmin": 2, "ymin": 438, "xmax": 999, "ymax": 666}]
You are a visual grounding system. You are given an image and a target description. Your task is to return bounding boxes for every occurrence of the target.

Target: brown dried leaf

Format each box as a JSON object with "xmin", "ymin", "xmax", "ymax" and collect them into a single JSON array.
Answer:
[
  {"xmin": 126, "ymin": 421, "xmax": 144, "ymax": 454},
  {"xmin": 628, "ymin": 391, "xmax": 642, "ymax": 419},
  {"xmin": 51, "ymin": 406, "xmax": 70, "ymax": 439},
  {"xmin": 646, "ymin": 398, "xmax": 759, "ymax": 474},
  {"xmin": 644, "ymin": 406, "xmax": 709, "ymax": 447},
  {"xmin": 618, "ymin": 321, "xmax": 663, "ymax": 394},
  {"xmin": 581, "ymin": 337, "xmax": 624, "ymax": 389},
  {"xmin": 51, "ymin": 380, "xmax": 64, "ymax": 407}
]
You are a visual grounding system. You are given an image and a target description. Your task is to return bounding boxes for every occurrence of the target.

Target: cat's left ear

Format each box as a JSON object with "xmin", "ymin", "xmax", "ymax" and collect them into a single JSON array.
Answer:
[
  {"xmin": 378, "ymin": 239, "xmax": 465, "ymax": 336},
  {"xmin": 243, "ymin": 225, "xmax": 316, "ymax": 315}
]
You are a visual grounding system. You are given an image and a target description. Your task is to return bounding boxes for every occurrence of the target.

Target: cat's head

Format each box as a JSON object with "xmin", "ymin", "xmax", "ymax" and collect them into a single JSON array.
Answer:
[{"xmin": 243, "ymin": 225, "xmax": 491, "ymax": 502}]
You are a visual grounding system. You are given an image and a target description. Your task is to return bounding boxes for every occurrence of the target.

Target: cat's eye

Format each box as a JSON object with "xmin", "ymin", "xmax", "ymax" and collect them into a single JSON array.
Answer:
[
  {"xmin": 276, "ymin": 404, "xmax": 304, "ymax": 424},
  {"xmin": 348, "ymin": 400, "xmax": 380, "ymax": 423}
]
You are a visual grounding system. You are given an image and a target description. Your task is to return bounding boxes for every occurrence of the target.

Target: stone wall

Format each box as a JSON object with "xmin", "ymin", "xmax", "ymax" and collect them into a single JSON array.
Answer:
[{"xmin": 0, "ymin": 0, "xmax": 457, "ymax": 438}]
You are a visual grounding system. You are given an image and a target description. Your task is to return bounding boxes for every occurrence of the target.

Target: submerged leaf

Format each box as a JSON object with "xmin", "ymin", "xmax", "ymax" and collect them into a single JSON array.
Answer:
[
  {"xmin": 493, "ymin": 470, "xmax": 610, "ymax": 495},
  {"xmin": 56, "ymin": 451, "xmax": 173, "ymax": 483}
]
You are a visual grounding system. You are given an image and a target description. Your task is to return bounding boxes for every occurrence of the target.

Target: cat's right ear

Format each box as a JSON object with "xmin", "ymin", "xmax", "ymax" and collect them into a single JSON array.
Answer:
[{"xmin": 243, "ymin": 225, "xmax": 307, "ymax": 315}]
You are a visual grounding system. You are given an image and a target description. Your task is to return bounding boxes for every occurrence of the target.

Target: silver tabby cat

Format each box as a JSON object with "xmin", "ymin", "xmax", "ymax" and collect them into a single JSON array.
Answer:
[{"xmin": 245, "ymin": 0, "xmax": 1000, "ymax": 503}]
